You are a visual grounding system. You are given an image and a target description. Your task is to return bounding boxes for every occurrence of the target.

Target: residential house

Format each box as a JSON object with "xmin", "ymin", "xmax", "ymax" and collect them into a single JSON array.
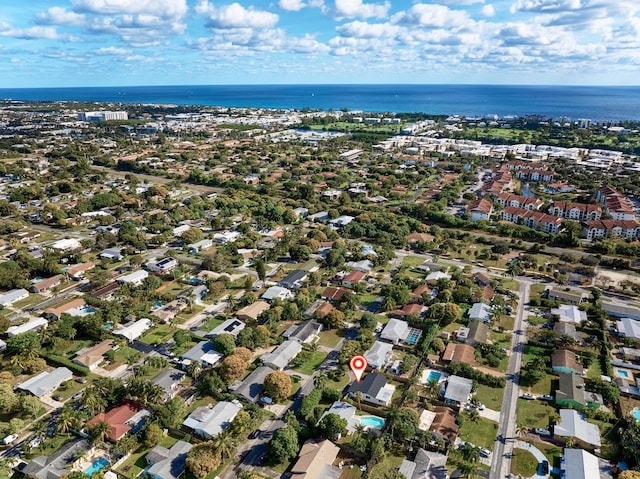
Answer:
[
  {"xmin": 145, "ymin": 257, "xmax": 179, "ymax": 274},
  {"xmin": 603, "ymin": 302, "xmax": 640, "ymax": 320},
  {"xmin": 177, "ymin": 285, "xmax": 208, "ymax": 304},
  {"xmin": 151, "ymin": 368, "xmax": 186, "ymax": 400},
  {"xmin": 306, "ymin": 300, "xmax": 335, "ymax": 319},
  {"xmin": 187, "ymin": 239, "xmax": 213, "ymax": 253},
  {"xmin": 91, "ymin": 282, "xmax": 120, "ymax": 300},
  {"xmin": 206, "ymin": 318, "xmax": 246, "ymax": 338},
  {"xmin": 290, "ymin": 439, "xmax": 341, "ymax": 479},
  {"xmin": 380, "ymin": 318, "xmax": 411, "ymax": 344},
  {"xmin": 73, "ymin": 340, "xmax": 114, "ymax": 370},
  {"xmin": 50, "ymin": 238, "xmax": 82, "ymax": 251},
  {"xmin": 429, "ymin": 406, "xmax": 459, "ymax": 444},
  {"xmin": 261, "ymin": 340, "xmax": 303, "ymax": 370},
  {"xmin": 262, "ymin": 286, "xmax": 294, "ymax": 302},
  {"xmin": 151, "ymin": 300, "xmax": 186, "ymax": 323},
  {"xmin": 343, "ymin": 270, "xmax": 366, "ymax": 287},
  {"xmin": 399, "ymin": 449, "xmax": 448, "ymax": 479},
  {"xmin": 345, "ymin": 259, "xmax": 374, "ymax": 273},
  {"xmin": 7, "ymin": 317, "xmax": 48, "ymax": 337},
  {"xmin": 616, "ymin": 318, "xmax": 640, "ymax": 340},
  {"xmin": 65, "ymin": 262, "xmax": 95, "ymax": 280},
  {"xmin": 553, "ymin": 409, "xmax": 601, "ymax": 449},
  {"xmin": 467, "ymin": 198, "xmax": 493, "ymax": 221},
  {"xmin": 560, "ymin": 448, "xmax": 601, "ymax": 479},
  {"xmin": 181, "ymin": 341, "xmax": 224, "ymax": 368},
  {"xmin": 444, "ymin": 375, "xmax": 473, "ymax": 405},
  {"xmin": 87, "ymin": 401, "xmax": 150, "ymax": 441},
  {"xmin": 547, "ymin": 289, "xmax": 587, "ymax": 304},
  {"xmin": 99, "ymin": 247, "xmax": 124, "ymax": 261},
  {"xmin": 393, "ymin": 303, "xmax": 424, "ymax": 319},
  {"xmin": 472, "ymin": 286, "xmax": 495, "ymax": 303},
  {"xmin": 31, "ymin": 274, "xmax": 64, "ymax": 293},
  {"xmin": 22, "ymin": 439, "xmax": 91, "ymax": 479},
  {"xmin": 236, "ymin": 300, "xmax": 270, "ymax": 321},
  {"xmin": 500, "ymin": 207, "xmax": 564, "ymax": 234},
  {"xmin": 0, "ymin": 288, "xmax": 29, "ymax": 307},
  {"xmin": 552, "ymin": 350, "xmax": 584, "ymax": 375},
  {"xmin": 548, "ymin": 202, "xmax": 602, "ymax": 221},
  {"xmin": 554, "ymin": 322, "xmax": 581, "ymax": 342},
  {"xmin": 116, "ymin": 270, "xmax": 149, "ymax": 286},
  {"xmin": 321, "ymin": 286, "xmax": 349, "ymax": 302},
  {"xmin": 425, "ymin": 271, "xmax": 452, "ymax": 283},
  {"xmin": 406, "ymin": 233, "xmax": 435, "ymax": 248},
  {"xmin": 472, "ymin": 272, "xmax": 493, "ymax": 287},
  {"xmin": 465, "ymin": 320, "xmax": 489, "ymax": 345},
  {"xmin": 347, "ymin": 372, "xmax": 396, "ymax": 407},
  {"xmin": 468, "ymin": 302, "xmax": 492, "ymax": 323},
  {"xmin": 112, "ymin": 318, "xmax": 153, "ymax": 342},
  {"xmin": 364, "ymin": 341, "xmax": 394, "ymax": 370},
  {"xmin": 182, "ymin": 401, "xmax": 243, "ymax": 439},
  {"xmin": 230, "ymin": 365, "xmax": 272, "ymax": 403},
  {"xmin": 551, "ymin": 304, "xmax": 587, "ymax": 324},
  {"xmin": 279, "ymin": 270, "xmax": 308, "ymax": 289},
  {"xmin": 441, "ymin": 343, "xmax": 478, "ymax": 367},
  {"xmin": 555, "ymin": 373, "xmax": 586, "ymax": 410},
  {"xmin": 16, "ymin": 367, "xmax": 73, "ymax": 397},
  {"xmin": 44, "ymin": 298, "xmax": 88, "ymax": 320},
  {"xmin": 320, "ymin": 401, "xmax": 359, "ymax": 433},
  {"xmin": 146, "ymin": 440, "xmax": 192, "ymax": 479},
  {"xmin": 282, "ymin": 320, "xmax": 322, "ymax": 344}
]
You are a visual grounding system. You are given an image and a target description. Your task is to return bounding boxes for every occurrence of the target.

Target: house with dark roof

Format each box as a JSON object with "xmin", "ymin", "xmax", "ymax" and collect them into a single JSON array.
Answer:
[
  {"xmin": 22, "ymin": 439, "xmax": 91, "ymax": 479},
  {"xmin": 399, "ymin": 448, "xmax": 448, "ymax": 479},
  {"xmin": 465, "ymin": 320, "xmax": 489, "ymax": 345},
  {"xmin": 347, "ymin": 372, "xmax": 395, "ymax": 407},
  {"xmin": 554, "ymin": 322, "xmax": 580, "ymax": 342},
  {"xmin": 151, "ymin": 368, "xmax": 186, "ymax": 400},
  {"xmin": 261, "ymin": 340, "xmax": 303, "ymax": 370},
  {"xmin": 146, "ymin": 440, "xmax": 192, "ymax": 479},
  {"xmin": 555, "ymin": 373, "xmax": 586, "ymax": 410},
  {"xmin": 91, "ymin": 282, "xmax": 120, "ymax": 300},
  {"xmin": 282, "ymin": 320, "xmax": 322, "ymax": 344},
  {"xmin": 279, "ymin": 270, "xmax": 308, "ymax": 289},
  {"xmin": 181, "ymin": 341, "xmax": 224, "ymax": 368},
  {"xmin": 87, "ymin": 401, "xmax": 150, "ymax": 441},
  {"xmin": 552, "ymin": 350, "xmax": 584, "ymax": 375},
  {"xmin": 231, "ymin": 365, "xmax": 272, "ymax": 403},
  {"xmin": 206, "ymin": 318, "xmax": 246, "ymax": 338},
  {"xmin": 547, "ymin": 289, "xmax": 587, "ymax": 304}
]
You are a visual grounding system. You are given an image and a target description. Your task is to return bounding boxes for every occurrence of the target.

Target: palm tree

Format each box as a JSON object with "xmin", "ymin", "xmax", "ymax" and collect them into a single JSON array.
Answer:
[
  {"xmin": 425, "ymin": 378, "xmax": 440, "ymax": 398},
  {"xmin": 515, "ymin": 422, "xmax": 527, "ymax": 439},
  {"xmin": 467, "ymin": 410, "xmax": 480, "ymax": 423},
  {"xmin": 506, "ymin": 260, "xmax": 525, "ymax": 278},
  {"xmin": 57, "ymin": 408, "xmax": 75, "ymax": 434},
  {"xmin": 459, "ymin": 462, "xmax": 479, "ymax": 479},
  {"xmin": 31, "ymin": 421, "xmax": 46, "ymax": 440},
  {"xmin": 314, "ymin": 371, "xmax": 328, "ymax": 389},
  {"xmin": 188, "ymin": 361, "xmax": 202, "ymax": 379},
  {"xmin": 460, "ymin": 443, "xmax": 481, "ymax": 464},
  {"xmin": 90, "ymin": 421, "xmax": 112, "ymax": 444},
  {"xmin": 212, "ymin": 429, "xmax": 237, "ymax": 461}
]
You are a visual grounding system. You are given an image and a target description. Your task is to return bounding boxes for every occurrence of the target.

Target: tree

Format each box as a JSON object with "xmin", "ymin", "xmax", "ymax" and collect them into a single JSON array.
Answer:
[
  {"xmin": 442, "ymin": 302, "xmax": 460, "ymax": 324},
  {"xmin": 90, "ymin": 420, "xmax": 112, "ymax": 444},
  {"xmin": 6, "ymin": 332, "xmax": 40, "ymax": 359},
  {"xmin": 20, "ymin": 395, "xmax": 43, "ymax": 419},
  {"xmin": 181, "ymin": 227, "xmax": 203, "ymax": 245},
  {"xmin": 231, "ymin": 347, "xmax": 253, "ymax": 363},
  {"xmin": 360, "ymin": 312, "xmax": 378, "ymax": 331},
  {"xmin": 157, "ymin": 397, "xmax": 186, "ymax": 429},
  {"xmin": 323, "ymin": 309, "xmax": 345, "ymax": 330},
  {"xmin": 219, "ymin": 355, "xmax": 248, "ymax": 383},
  {"xmin": 263, "ymin": 371, "xmax": 292, "ymax": 401},
  {"xmin": 144, "ymin": 422, "xmax": 164, "ymax": 448},
  {"xmin": 230, "ymin": 410, "xmax": 252, "ymax": 437},
  {"xmin": 268, "ymin": 426, "xmax": 299, "ymax": 464},
  {"xmin": 212, "ymin": 333, "xmax": 236, "ymax": 355},
  {"xmin": 506, "ymin": 260, "xmax": 525, "ymax": 277},
  {"xmin": 8, "ymin": 418, "xmax": 24, "ymax": 434},
  {"xmin": 186, "ymin": 442, "xmax": 222, "ymax": 478},
  {"xmin": 460, "ymin": 443, "xmax": 481, "ymax": 464},
  {"xmin": 620, "ymin": 420, "xmax": 640, "ymax": 466},
  {"xmin": 431, "ymin": 337, "xmax": 445, "ymax": 354},
  {"xmin": 389, "ymin": 408, "xmax": 419, "ymax": 442},
  {"xmin": 317, "ymin": 413, "xmax": 347, "ymax": 440},
  {"xmin": 0, "ymin": 383, "xmax": 18, "ymax": 413}
]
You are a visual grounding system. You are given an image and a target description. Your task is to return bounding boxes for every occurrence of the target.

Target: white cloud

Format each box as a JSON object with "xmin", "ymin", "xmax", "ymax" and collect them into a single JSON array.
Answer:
[
  {"xmin": 279, "ymin": 0, "xmax": 306, "ymax": 11},
  {"xmin": 334, "ymin": 0, "xmax": 390, "ymax": 19},
  {"xmin": 336, "ymin": 21, "xmax": 398, "ymax": 38},
  {"xmin": 481, "ymin": 4, "xmax": 496, "ymax": 16},
  {"xmin": 198, "ymin": 2, "xmax": 279, "ymax": 29},
  {"xmin": 391, "ymin": 4, "xmax": 472, "ymax": 29},
  {"xmin": 0, "ymin": 26, "xmax": 63, "ymax": 40},
  {"xmin": 438, "ymin": 0, "xmax": 484, "ymax": 4},
  {"xmin": 35, "ymin": 7, "xmax": 86, "ymax": 26},
  {"xmin": 71, "ymin": 0, "xmax": 188, "ymax": 18},
  {"xmin": 94, "ymin": 46, "xmax": 131, "ymax": 55}
]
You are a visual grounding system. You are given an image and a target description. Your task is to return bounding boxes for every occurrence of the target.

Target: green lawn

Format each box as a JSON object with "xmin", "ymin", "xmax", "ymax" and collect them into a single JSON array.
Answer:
[
  {"xmin": 104, "ymin": 346, "xmax": 143, "ymax": 369},
  {"xmin": 474, "ymin": 384, "xmax": 504, "ymax": 411},
  {"xmin": 500, "ymin": 279, "xmax": 519, "ymax": 292},
  {"xmin": 23, "ymin": 433, "xmax": 75, "ymax": 461},
  {"xmin": 359, "ymin": 293, "xmax": 378, "ymax": 306},
  {"xmin": 317, "ymin": 330, "xmax": 341, "ymax": 348},
  {"xmin": 516, "ymin": 398, "xmax": 557, "ymax": 430},
  {"xmin": 533, "ymin": 440, "xmax": 563, "ymax": 469},
  {"xmin": 530, "ymin": 283, "xmax": 547, "ymax": 297},
  {"xmin": 326, "ymin": 371, "xmax": 352, "ymax": 392},
  {"xmin": 510, "ymin": 448, "xmax": 539, "ymax": 477},
  {"xmin": 173, "ymin": 305, "xmax": 205, "ymax": 324},
  {"xmin": 12, "ymin": 294, "xmax": 46, "ymax": 309},
  {"xmin": 402, "ymin": 256, "xmax": 427, "ymax": 268},
  {"xmin": 528, "ymin": 373, "xmax": 555, "ymax": 396},
  {"xmin": 201, "ymin": 315, "xmax": 226, "ymax": 332},
  {"xmin": 139, "ymin": 324, "xmax": 177, "ymax": 345},
  {"xmin": 293, "ymin": 351, "xmax": 327, "ymax": 375},
  {"xmin": 458, "ymin": 417, "xmax": 498, "ymax": 449},
  {"xmin": 523, "ymin": 344, "xmax": 552, "ymax": 364},
  {"xmin": 586, "ymin": 359, "xmax": 604, "ymax": 380}
]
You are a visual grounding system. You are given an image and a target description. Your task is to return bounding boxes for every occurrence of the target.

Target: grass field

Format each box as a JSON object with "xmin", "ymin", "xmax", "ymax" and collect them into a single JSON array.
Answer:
[
  {"xmin": 139, "ymin": 324, "xmax": 176, "ymax": 345},
  {"xmin": 474, "ymin": 384, "xmax": 504, "ymax": 411},
  {"xmin": 293, "ymin": 351, "xmax": 327, "ymax": 375},
  {"xmin": 510, "ymin": 448, "xmax": 539, "ymax": 477},
  {"xmin": 458, "ymin": 416, "xmax": 498, "ymax": 449},
  {"xmin": 317, "ymin": 330, "xmax": 342, "ymax": 348},
  {"xmin": 516, "ymin": 398, "xmax": 558, "ymax": 430}
]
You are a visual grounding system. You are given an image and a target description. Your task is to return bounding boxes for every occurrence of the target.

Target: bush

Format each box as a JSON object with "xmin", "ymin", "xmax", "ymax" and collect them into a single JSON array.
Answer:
[{"xmin": 41, "ymin": 352, "xmax": 89, "ymax": 376}]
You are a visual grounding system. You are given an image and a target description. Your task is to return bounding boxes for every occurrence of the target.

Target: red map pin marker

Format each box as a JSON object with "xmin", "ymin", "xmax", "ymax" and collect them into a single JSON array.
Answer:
[{"xmin": 350, "ymin": 355, "xmax": 368, "ymax": 383}]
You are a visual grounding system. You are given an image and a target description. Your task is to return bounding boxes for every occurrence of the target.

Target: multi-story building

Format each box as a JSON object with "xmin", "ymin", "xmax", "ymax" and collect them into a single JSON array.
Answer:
[{"xmin": 547, "ymin": 202, "xmax": 602, "ymax": 221}]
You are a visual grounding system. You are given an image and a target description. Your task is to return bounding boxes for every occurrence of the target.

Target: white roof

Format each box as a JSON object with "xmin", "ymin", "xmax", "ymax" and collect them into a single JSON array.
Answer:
[
  {"xmin": 444, "ymin": 375, "xmax": 473, "ymax": 403},
  {"xmin": 207, "ymin": 318, "xmax": 246, "ymax": 338},
  {"xmin": 116, "ymin": 270, "xmax": 149, "ymax": 284},
  {"xmin": 468, "ymin": 303, "xmax": 492, "ymax": 322},
  {"xmin": 173, "ymin": 225, "xmax": 191, "ymax": 236},
  {"xmin": 555, "ymin": 409, "xmax": 601, "ymax": 446},
  {"xmin": 112, "ymin": 318, "xmax": 153, "ymax": 341},
  {"xmin": 261, "ymin": 340, "xmax": 303, "ymax": 370},
  {"xmin": 17, "ymin": 367, "xmax": 73, "ymax": 397},
  {"xmin": 364, "ymin": 341, "xmax": 393, "ymax": 369},
  {"xmin": 0, "ymin": 288, "xmax": 29, "ymax": 306},
  {"xmin": 262, "ymin": 286, "xmax": 293, "ymax": 301},
  {"xmin": 418, "ymin": 409, "xmax": 437, "ymax": 431},
  {"xmin": 426, "ymin": 271, "xmax": 451, "ymax": 281},
  {"xmin": 562, "ymin": 448, "xmax": 601, "ymax": 479},
  {"xmin": 380, "ymin": 319, "xmax": 410, "ymax": 342},
  {"xmin": 182, "ymin": 401, "xmax": 243, "ymax": 438},
  {"xmin": 7, "ymin": 317, "xmax": 48, "ymax": 337},
  {"xmin": 617, "ymin": 317, "xmax": 640, "ymax": 340},
  {"xmin": 551, "ymin": 304, "xmax": 587, "ymax": 324},
  {"xmin": 51, "ymin": 238, "xmax": 82, "ymax": 250},
  {"xmin": 320, "ymin": 401, "xmax": 358, "ymax": 432}
]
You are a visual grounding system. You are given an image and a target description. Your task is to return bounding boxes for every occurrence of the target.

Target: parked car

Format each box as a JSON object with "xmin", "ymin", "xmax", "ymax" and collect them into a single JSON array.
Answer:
[
  {"xmin": 3, "ymin": 434, "xmax": 18, "ymax": 445},
  {"xmin": 522, "ymin": 393, "xmax": 535, "ymax": 400},
  {"xmin": 52, "ymin": 395, "xmax": 63, "ymax": 401},
  {"xmin": 480, "ymin": 448, "xmax": 492, "ymax": 458},
  {"xmin": 542, "ymin": 460, "xmax": 549, "ymax": 474},
  {"xmin": 538, "ymin": 395, "xmax": 553, "ymax": 401},
  {"xmin": 534, "ymin": 428, "xmax": 551, "ymax": 436},
  {"xmin": 248, "ymin": 430, "xmax": 261, "ymax": 439},
  {"xmin": 29, "ymin": 437, "xmax": 42, "ymax": 448}
]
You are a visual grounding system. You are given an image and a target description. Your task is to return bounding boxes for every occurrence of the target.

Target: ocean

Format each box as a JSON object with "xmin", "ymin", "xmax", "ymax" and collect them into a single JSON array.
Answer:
[{"xmin": 1, "ymin": 84, "xmax": 640, "ymax": 121}]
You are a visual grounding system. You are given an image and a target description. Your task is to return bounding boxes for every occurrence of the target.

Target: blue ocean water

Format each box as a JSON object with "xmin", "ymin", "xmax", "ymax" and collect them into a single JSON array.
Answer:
[{"xmin": 1, "ymin": 84, "xmax": 639, "ymax": 120}]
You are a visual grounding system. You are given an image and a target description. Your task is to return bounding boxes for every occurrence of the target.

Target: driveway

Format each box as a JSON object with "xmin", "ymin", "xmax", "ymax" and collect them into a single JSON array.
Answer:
[{"xmin": 514, "ymin": 441, "xmax": 550, "ymax": 479}]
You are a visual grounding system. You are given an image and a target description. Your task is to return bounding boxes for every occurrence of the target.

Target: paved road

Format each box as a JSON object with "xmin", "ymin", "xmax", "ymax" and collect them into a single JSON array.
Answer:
[{"xmin": 490, "ymin": 278, "xmax": 531, "ymax": 479}]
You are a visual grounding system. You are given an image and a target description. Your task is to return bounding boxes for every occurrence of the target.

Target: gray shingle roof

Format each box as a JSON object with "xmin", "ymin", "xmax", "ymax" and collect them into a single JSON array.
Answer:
[
  {"xmin": 147, "ymin": 440, "xmax": 193, "ymax": 479},
  {"xmin": 17, "ymin": 367, "xmax": 73, "ymax": 397}
]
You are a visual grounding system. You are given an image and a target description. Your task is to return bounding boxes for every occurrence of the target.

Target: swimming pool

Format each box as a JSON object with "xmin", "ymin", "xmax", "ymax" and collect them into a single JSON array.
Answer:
[
  {"xmin": 84, "ymin": 457, "xmax": 109, "ymax": 476},
  {"xmin": 632, "ymin": 408, "xmax": 640, "ymax": 422},
  {"xmin": 406, "ymin": 332, "xmax": 420, "ymax": 345},
  {"xmin": 618, "ymin": 369, "xmax": 630, "ymax": 378},
  {"xmin": 360, "ymin": 416, "xmax": 385, "ymax": 429},
  {"xmin": 427, "ymin": 371, "xmax": 442, "ymax": 383}
]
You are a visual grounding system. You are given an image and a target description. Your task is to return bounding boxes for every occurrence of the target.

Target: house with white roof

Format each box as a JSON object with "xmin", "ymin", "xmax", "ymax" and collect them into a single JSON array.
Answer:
[
  {"xmin": 182, "ymin": 401, "xmax": 243, "ymax": 439},
  {"xmin": 319, "ymin": 401, "xmax": 359, "ymax": 433},
  {"xmin": 468, "ymin": 303, "xmax": 492, "ymax": 323},
  {"xmin": 116, "ymin": 270, "xmax": 149, "ymax": 286},
  {"xmin": 112, "ymin": 318, "xmax": 153, "ymax": 342},
  {"xmin": 7, "ymin": 317, "xmax": 48, "ymax": 337},
  {"xmin": 561, "ymin": 448, "xmax": 601, "ymax": 479},
  {"xmin": 17, "ymin": 367, "xmax": 73, "ymax": 397},
  {"xmin": 261, "ymin": 340, "xmax": 303, "ymax": 370},
  {"xmin": 617, "ymin": 317, "xmax": 640, "ymax": 340},
  {"xmin": 365, "ymin": 341, "xmax": 394, "ymax": 370},
  {"xmin": 380, "ymin": 319, "xmax": 410, "ymax": 345},
  {"xmin": 551, "ymin": 304, "xmax": 587, "ymax": 324},
  {"xmin": 262, "ymin": 286, "xmax": 294, "ymax": 302},
  {"xmin": 444, "ymin": 375, "xmax": 473, "ymax": 405},
  {"xmin": 51, "ymin": 238, "xmax": 82, "ymax": 251},
  {"xmin": 181, "ymin": 341, "xmax": 224, "ymax": 368},
  {"xmin": 553, "ymin": 409, "xmax": 601, "ymax": 449},
  {"xmin": 0, "ymin": 288, "xmax": 29, "ymax": 307}
]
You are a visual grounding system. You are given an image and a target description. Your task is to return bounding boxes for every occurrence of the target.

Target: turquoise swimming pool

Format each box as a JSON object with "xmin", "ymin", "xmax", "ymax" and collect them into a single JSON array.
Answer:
[
  {"xmin": 84, "ymin": 457, "xmax": 109, "ymax": 476},
  {"xmin": 632, "ymin": 408, "xmax": 640, "ymax": 422},
  {"xmin": 360, "ymin": 416, "xmax": 385, "ymax": 429},
  {"xmin": 427, "ymin": 371, "xmax": 442, "ymax": 383}
]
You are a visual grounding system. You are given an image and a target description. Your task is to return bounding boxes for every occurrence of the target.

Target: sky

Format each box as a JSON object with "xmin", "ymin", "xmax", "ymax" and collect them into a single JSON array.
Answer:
[{"xmin": 0, "ymin": 0, "xmax": 639, "ymax": 87}]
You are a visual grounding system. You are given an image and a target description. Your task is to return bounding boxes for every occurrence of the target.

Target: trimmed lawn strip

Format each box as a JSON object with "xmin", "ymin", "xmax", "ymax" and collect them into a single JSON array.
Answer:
[
  {"xmin": 139, "ymin": 324, "xmax": 177, "ymax": 345},
  {"xmin": 293, "ymin": 351, "xmax": 328, "ymax": 375},
  {"xmin": 317, "ymin": 330, "xmax": 341, "ymax": 348},
  {"xmin": 474, "ymin": 384, "xmax": 504, "ymax": 411},
  {"xmin": 458, "ymin": 417, "xmax": 498, "ymax": 449},
  {"xmin": 516, "ymin": 398, "xmax": 557, "ymax": 430}
]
